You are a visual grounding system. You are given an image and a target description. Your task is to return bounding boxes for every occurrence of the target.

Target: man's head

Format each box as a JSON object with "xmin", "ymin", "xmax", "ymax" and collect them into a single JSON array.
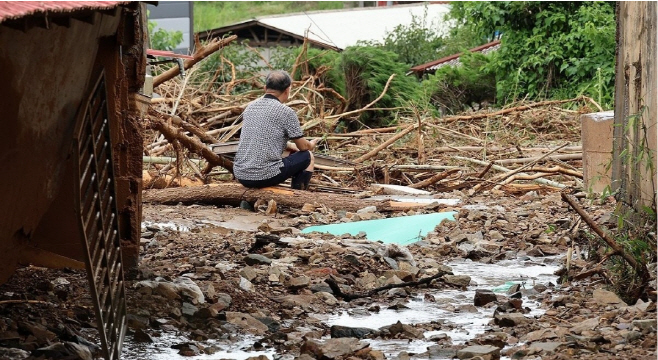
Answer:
[{"xmin": 265, "ymin": 70, "xmax": 292, "ymax": 101}]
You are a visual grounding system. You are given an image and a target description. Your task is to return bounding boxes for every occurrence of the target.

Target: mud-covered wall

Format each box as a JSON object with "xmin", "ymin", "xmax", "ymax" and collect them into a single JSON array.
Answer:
[
  {"xmin": 612, "ymin": 2, "xmax": 657, "ymax": 211},
  {"xmin": 0, "ymin": 4, "xmax": 146, "ymax": 283}
]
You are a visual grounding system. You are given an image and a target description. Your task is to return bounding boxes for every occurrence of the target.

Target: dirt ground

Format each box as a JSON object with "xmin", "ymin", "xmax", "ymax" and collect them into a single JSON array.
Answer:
[{"xmin": 0, "ymin": 186, "xmax": 655, "ymax": 360}]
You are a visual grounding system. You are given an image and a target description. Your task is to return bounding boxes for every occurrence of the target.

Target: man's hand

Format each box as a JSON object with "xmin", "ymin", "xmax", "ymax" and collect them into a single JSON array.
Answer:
[
  {"xmin": 309, "ymin": 138, "xmax": 319, "ymax": 149},
  {"xmin": 293, "ymin": 137, "xmax": 318, "ymax": 151}
]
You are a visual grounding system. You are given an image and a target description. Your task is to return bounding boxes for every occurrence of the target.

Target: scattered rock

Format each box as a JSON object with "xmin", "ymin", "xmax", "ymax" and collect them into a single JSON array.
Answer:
[
  {"xmin": 330, "ymin": 325, "xmax": 377, "ymax": 339},
  {"xmin": 457, "ymin": 344, "xmax": 500, "ymax": 360},
  {"xmin": 133, "ymin": 328, "xmax": 154, "ymax": 343},
  {"xmin": 225, "ymin": 312, "xmax": 269, "ymax": 335},
  {"xmin": 474, "ymin": 289, "xmax": 498, "ymax": 307},
  {"xmin": 444, "ymin": 275, "xmax": 471, "ymax": 288},
  {"xmin": 244, "ymin": 254, "xmax": 272, "ymax": 265},
  {"xmin": 239, "ymin": 277, "xmax": 255, "ymax": 292},
  {"xmin": 494, "ymin": 312, "xmax": 531, "ymax": 327},
  {"xmin": 593, "ymin": 289, "xmax": 627, "ymax": 307},
  {"xmin": 287, "ymin": 275, "xmax": 310, "ymax": 290},
  {"xmin": 300, "ymin": 338, "xmax": 369, "ymax": 359}
]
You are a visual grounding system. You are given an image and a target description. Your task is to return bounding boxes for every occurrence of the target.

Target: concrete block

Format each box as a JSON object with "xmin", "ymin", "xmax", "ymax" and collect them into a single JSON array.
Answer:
[{"xmin": 581, "ymin": 111, "xmax": 614, "ymax": 193}]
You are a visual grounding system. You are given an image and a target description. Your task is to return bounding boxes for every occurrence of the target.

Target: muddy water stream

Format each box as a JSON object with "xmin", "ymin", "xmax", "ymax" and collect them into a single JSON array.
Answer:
[{"xmin": 123, "ymin": 241, "xmax": 560, "ymax": 360}]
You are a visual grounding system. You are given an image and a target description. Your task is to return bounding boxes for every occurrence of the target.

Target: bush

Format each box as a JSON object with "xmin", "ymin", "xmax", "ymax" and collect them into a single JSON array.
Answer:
[
  {"xmin": 339, "ymin": 46, "xmax": 421, "ymax": 128},
  {"xmin": 148, "ymin": 19, "xmax": 183, "ymax": 51},
  {"xmin": 451, "ymin": 2, "xmax": 616, "ymax": 108},
  {"xmin": 421, "ymin": 51, "xmax": 496, "ymax": 114}
]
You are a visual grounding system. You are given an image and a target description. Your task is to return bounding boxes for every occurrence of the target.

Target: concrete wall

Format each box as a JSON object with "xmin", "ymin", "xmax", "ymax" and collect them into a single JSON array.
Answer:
[
  {"xmin": 147, "ymin": 1, "xmax": 193, "ymax": 54},
  {"xmin": 612, "ymin": 2, "xmax": 657, "ymax": 212},
  {"xmin": 0, "ymin": 4, "xmax": 146, "ymax": 283}
]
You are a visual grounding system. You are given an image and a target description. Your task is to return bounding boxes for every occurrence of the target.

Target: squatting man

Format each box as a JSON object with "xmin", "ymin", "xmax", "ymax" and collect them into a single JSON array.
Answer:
[{"xmin": 233, "ymin": 70, "xmax": 318, "ymax": 190}]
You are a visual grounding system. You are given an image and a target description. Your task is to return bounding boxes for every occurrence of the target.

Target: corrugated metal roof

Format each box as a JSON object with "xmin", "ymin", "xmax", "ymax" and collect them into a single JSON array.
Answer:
[
  {"xmin": 410, "ymin": 40, "xmax": 501, "ymax": 74},
  {"xmin": 0, "ymin": 1, "xmax": 127, "ymax": 23},
  {"xmin": 201, "ymin": 3, "xmax": 452, "ymax": 51}
]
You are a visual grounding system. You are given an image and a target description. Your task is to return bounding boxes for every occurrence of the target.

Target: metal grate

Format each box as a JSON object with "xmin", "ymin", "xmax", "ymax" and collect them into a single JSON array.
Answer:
[{"xmin": 73, "ymin": 72, "xmax": 127, "ymax": 360}]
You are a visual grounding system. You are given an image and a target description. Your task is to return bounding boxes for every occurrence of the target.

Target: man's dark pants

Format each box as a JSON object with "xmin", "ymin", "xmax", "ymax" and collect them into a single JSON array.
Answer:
[{"xmin": 237, "ymin": 151, "xmax": 313, "ymax": 190}]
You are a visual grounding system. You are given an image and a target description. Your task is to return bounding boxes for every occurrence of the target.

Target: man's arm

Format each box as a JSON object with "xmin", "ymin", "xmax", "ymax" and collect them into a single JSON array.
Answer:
[{"xmin": 292, "ymin": 137, "xmax": 318, "ymax": 151}]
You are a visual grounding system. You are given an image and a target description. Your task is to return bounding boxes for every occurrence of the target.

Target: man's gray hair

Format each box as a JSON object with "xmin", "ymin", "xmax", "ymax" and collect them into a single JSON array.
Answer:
[{"xmin": 265, "ymin": 70, "xmax": 292, "ymax": 92}]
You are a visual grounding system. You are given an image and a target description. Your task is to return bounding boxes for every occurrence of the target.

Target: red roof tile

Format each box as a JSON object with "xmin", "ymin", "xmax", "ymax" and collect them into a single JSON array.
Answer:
[{"xmin": 0, "ymin": 1, "xmax": 127, "ymax": 23}]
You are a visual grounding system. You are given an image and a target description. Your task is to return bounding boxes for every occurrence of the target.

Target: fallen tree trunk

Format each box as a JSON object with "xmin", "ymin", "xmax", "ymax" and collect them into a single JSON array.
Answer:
[{"xmin": 143, "ymin": 183, "xmax": 391, "ymax": 212}]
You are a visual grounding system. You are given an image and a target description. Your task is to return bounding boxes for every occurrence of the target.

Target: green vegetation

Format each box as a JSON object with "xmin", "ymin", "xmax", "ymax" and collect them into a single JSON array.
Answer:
[
  {"xmin": 421, "ymin": 51, "xmax": 496, "ymax": 114},
  {"xmin": 148, "ymin": 18, "xmax": 183, "ymax": 51},
  {"xmin": 449, "ymin": 1, "xmax": 616, "ymax": 107},
  {"xmin": 339, "ymin": 46, "xmax": 422, "ymax": 128},
  {"xmin": 194, "ymin": 1, "xmax": 345, "ymax": 32}
]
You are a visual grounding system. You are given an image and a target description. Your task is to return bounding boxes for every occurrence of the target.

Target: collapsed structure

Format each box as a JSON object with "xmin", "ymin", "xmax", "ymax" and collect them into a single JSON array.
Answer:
[{"xmin": 0, "ymin": 1, "xmax": 147, "ymax": 358}]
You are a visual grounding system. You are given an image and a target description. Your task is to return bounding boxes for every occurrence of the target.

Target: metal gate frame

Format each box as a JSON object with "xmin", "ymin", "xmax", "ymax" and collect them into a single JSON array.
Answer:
[{"xmin": 73, "ymin": 72, "xmax": 127, "ymax": 360}]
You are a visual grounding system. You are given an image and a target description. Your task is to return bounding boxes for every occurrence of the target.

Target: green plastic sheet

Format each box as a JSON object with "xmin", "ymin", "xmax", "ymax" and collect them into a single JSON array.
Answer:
[{"xmin": 301, "ymin": 212, "xmax": 456, "ymax": 245}]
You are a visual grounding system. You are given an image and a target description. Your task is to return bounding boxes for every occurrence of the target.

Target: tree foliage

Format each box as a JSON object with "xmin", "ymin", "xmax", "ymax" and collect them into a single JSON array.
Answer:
[
  {"xmin": 339, "ymin": 46, "xmax": 421, "ymax": 127},
  {"xmin": 148, "ymin": 18, "xmax": 184, "ymax": 51},
  {"xmin": 450, "ymin": 1, "xmax": 616, "ymax": 107},
  {"xmin": 421, "ymin": 52, "xmax": 496, "ymax": 114}
]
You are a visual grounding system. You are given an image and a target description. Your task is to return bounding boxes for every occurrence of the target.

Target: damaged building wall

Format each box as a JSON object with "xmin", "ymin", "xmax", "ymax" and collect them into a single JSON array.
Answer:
[
  {"xmin": 0, "ymin": 3, "xmax": 145, "ymax": 283},
  {"xmin": 612, "ymin": 2, "xmax": 658, "ymax": 213}
]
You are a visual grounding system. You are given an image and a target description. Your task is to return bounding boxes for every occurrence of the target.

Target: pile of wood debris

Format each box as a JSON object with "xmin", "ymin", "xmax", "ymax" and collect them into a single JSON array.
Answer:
[{"xmin": 143, "ymin": 37, "xmax": 603, "ymax": 198}]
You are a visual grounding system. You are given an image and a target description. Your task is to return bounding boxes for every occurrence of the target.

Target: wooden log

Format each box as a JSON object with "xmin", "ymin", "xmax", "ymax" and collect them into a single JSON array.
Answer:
[
  {"xmin": 153, "ymin": 35, "xmax": 237, "ymax": 88},
  {"xmin": 409, "ymin": 168, "xmax": 460, "ymax": 189},
  {"xmin": 142, "ymin": 183, "xmax": 390, "ymax": 212}
]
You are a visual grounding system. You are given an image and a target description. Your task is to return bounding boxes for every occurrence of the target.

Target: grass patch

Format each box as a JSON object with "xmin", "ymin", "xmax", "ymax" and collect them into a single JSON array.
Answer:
[{"xmin": 194, "ymin": 1, "xmax": 346, "ymax": 32}]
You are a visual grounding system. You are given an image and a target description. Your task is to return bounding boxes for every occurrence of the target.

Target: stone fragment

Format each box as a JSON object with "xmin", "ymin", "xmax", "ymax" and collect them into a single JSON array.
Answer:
[
  {"xmin": 33, "ymin": 343, "xmax": 92, "ymax": 360},
  {"xmin": 133, "ymin": 328, "xmax": 154, "ymax": 343},
  {"xmin": 174, "ymin": 277, "xmax": 205, "ymax": 304},
  {"xmin": 357, "ymin": 206, "xmax": 377, "ymax": 214},
  {"xmin": 126, "ymin": 314, "xmax": 149, "ymax": 330},
  {"xmin": 593, "ymin": 289, "xmax": 627, "ymax": 307},
  {"xmin": 570, "ymin": 317, "xmax": 599, "ymax": 334},
  {"xmin": 443, "ymin": 275, "xmax": 471, "ymax": 288},
  {"xmin": 529, "ymin": 341, "xmax": 565, "ymax": 354},
  {"xmin": 300, "ymin": 338, "xmax": 368, "ymax": 359},
  {"xmin": 244, "ymin": 254, "xmax": 272, "ymax": 265},
  {"xmin": 240, "ymin": 266, "xmax": 258, "ymax": 282},
  {"xmin": 474, "ymin": 289, "xmax": 498, "ymax": 307},
  {"xmin": 315, "ymin": 291, "xmax": 338, "ymax": 305},
  {"xmin": 632, "ymin": 319, "xmax": 657, "ymax": 333},
  {"xmin": 494, "ymin": 313, "xmax": 531, "ymax": 327},
  {"xmin": 386, "ymin": 321, "xmax": 424, "ymax": 339},
  {"xmin": 225, "ymin": 312, "xmax": 269, "ymax": 335},
  {"xmin": 287, "ymin": 275, "xmax": 310, "ymax": 290},
  {"xmin": 239, "ymin": 277, "xmax": 254, "ymax": 292},
  {"xmin": 181, "ymin": 302, "xmax": 198, "ymax": 317},
  {"xmin": 0, "ymin": 348, "xmax": 29, "ymax": 359},
  {"xmin": 330, "ymin": 325, "xmax": 377, "ymax": 339},
  {"xmin": 456, "ymin": 344, "xmax": 500, "ymax": 360}
]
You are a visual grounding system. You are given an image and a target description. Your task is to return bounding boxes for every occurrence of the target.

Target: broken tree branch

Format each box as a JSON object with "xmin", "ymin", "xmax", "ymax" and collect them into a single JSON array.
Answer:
[
  {"xmin": 409, "ymin": 168, "xmax": 460, "ymax": 189},
  {"xmin": 355, "ymin": 123, "xmax": 419, "ymax": 163},
  {"xmin": 150, "ymin": 117, "xmax": 234, "ymax": 172},
  {"xmin": 153, "ymin": 35, "xmax": 237, "ymax": 88},
  {"xmin": 561, "ymin": 192, "xmax": 649, "ymax": 283},
  {"xmin": 439, "ymin": 96, "xmax": 587, "ymax": 123}
]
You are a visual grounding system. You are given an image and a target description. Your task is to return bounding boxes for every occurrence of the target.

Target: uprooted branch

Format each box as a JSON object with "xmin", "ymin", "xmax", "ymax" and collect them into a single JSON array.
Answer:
[
  {"xmin": 153, "ymin": 35, "xmax": 237, "ymax": 88},
  {"xmin": 150, "ymin": 115, "xmax": 234, "ymax": 172},
  {"xmin": 561, "ymin": 192, "xmax": 649, "ymax": 284}
]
